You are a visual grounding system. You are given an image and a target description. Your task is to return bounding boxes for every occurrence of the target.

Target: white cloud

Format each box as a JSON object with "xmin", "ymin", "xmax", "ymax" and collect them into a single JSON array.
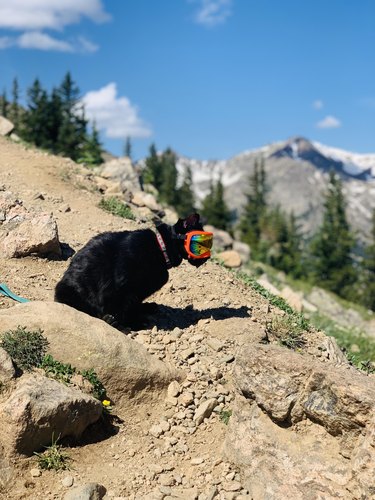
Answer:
[
  {"xmin": 193, "ymin": 0, "xmax": 232, "ymax": 27},
  {"xmin": 0, "ymin": 32, "xmax": 98, "ymax": 53},
  {"xmin": 316, "ymin": 115, "xmax": 342, "ymax": 129},
  {"xmin": 0, "ymin": 0, "xmax": 110, "ymax": 31},
  {"xmin": 313, "ymin": 99, "xmax": 323, "ymax": 110},
  {"xmin": 0, "ymin": 0, "xmax": 109, "ymax": 52},
  {"xmin": 82, "ymin": 83, "xmax": 152, "ymax": 139},
  {"xmin": 18, "ymin": 31, "xmax": 74, "ymax": 52},
  {"xmin": 77, "ymin": 36, "xmax": 98, "ymax": 53}
]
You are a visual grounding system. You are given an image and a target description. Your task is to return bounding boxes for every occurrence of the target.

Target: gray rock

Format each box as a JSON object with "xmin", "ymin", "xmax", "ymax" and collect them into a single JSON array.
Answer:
[
  {"xmin": 232, "ymin": 241, "xmax": 251, "ymax": 263},
  {"xmin": 0, "ymin": 301, "xmax": 181, "ymax": 411},
  {"xmin": 0, "ymin": 373, "xmax": 102, "ymax": 456},
  {"xmin": 62, "ymin": 475, "xmax": 74, "ymax": 487},
  {"xmin": 0, "ymin": 347, "xmax": 15, "ymax": 383},
  {"xmin": 0, "ymin": 191, "xmax": 61, "ymax": 257},
  {"xmin": 225, "ymin": 343, "xmax": 375, "ymax": 499},
  {"xmin": 63, "ymin": 482, "xmax": 106, "ymax": 500},
  {"xmin": 216, "ymin": 251, "xmax": 242, "ymax": 269},
  {"xmin": 0, "ymin": 117, "xmax": 14, "ymax": 137},
  {"xmin": 193, "ymin": 398, "xmax": 217, "ymax": 425}
]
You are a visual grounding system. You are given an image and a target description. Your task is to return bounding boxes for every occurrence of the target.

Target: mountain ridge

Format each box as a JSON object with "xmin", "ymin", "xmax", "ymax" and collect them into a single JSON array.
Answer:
[{"xmin": 175, "ymin": 136, "xmax": 375, "ymax": 244}]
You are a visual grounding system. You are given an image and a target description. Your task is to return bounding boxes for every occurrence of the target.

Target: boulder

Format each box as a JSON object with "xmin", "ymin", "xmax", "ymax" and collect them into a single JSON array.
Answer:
[
  {"xmin": 216, "ymin": 250, "xmax": 242, "ymax": 268},
  {"xmin": 0, "ymin": 373, "xmax": 102, "ymax": 456},
  {"xmin": 99, "ymin": 157, "xmax": 141, "ymax": 193},
  {"xmin": 0, "ymin": 302, "xmax": 181, "ymax": 410},
  {"xmin": 280, "ymin": 285, "xmax": 304, "ymax": 312},
  {"xmin": 232, "ymin": 241, "xmax": 250, "ymax": 263},
  {"xmin": 225, "ymin": 343, "xmax": 375, "ymax": 499},
  {"xmin": 0, "ymin": 190, "xmax": 61, "ymax": 257},
  {"xmin": 63, "ymin": 482, "xmax": 106, "ymax": 500},
  {"xmin": 131, "ymin": 191, "xmax": 161, "ymax": 212},
  {"xmin": 0, "ymin": 212, "xmax": 61, "ymax": 257},
  {"xmin": 0, "ymin": 117, "xmax": 14, "ymax": 137},
  {"xmin": 0, "ymin": 348, "xmax": 16, "ymax": 383},
  {"xmin": 256, "ymin": 275, "xmax": 281, "ymax": 296}
]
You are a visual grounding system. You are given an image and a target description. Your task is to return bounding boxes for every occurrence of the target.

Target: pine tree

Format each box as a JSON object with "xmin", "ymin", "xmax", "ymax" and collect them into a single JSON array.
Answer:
[
  {"xmin": 79, "ymin": 121, "xmax": 103, "ymax": 165},
  {"xmin": 143, "ymin": 143, "xmax": 163, "ymax": 189},
  {"xmin": 124, "ymin": 136, "xmax": 132, "ymax": 159},
  {"xmin": 360, "ymin": 209, "xmax": 375, "ymax": 311},
  {"xmin": 238, "ymin": 157, "xmax": 267, "ymax": 255},
  {"xmin": 176, "ymin": 166, "xmax": 195, "ymax": 217},
  {"xmin": 309, "ymin": 171, "xmax": 356, "ymax": 297},
  {"xmin": 283, "ymin": 211, "xmax": 304, "ymax": 278},
  {"xmin": 57, "ymin": 72, "xmax": 87, "ymax": 161},
  {"xmin": 23, "ymin": 78, "xmax": 50, "ymax": 148},
  {"xmin": 45, "ymin": 87, "xmax": 63, "ymax": 152},
  {"xmin": 10, "ymin": 77, "xmax": 20, "ymax": 130},
  {"xmin": 1, "ymin": 89, "xmax": 8, "ymax": 117},
  {"xmin": 201, "ymin": 178, "xmax": 231, "ymax": 230},
  {"xmin": 159, "ymin": 148, "xmax": 178, "ymax": 206}
]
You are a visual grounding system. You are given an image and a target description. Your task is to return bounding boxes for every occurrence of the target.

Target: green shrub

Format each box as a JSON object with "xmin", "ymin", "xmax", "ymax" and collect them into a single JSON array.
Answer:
[
  {"xmin": 98, "ymin": 197, "xmax": 135, "ymax": 220},
  {"xmin": 81, "ymin": 368, "xmax": 107, "ymax": 400},
  {"xmin": 220, "ymin": 409, "xmax": 232, "ymax": 425},
  {"xmin": 34, "ymin": 435, "xmax": 71, "ymax": 471},
  {"xmin": 0, "ymin": 326, "xmax": 49, "ymax": 370},
  {"xmin": 40, "ymin": 354, "xmax": 76, "ymax": 383}
]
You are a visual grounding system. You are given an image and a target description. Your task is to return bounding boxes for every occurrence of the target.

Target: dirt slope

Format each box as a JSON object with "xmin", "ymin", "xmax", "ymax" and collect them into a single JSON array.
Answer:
[{"xmin": 0, "ymin": 136, "xmax": 327, "ymax": 500}]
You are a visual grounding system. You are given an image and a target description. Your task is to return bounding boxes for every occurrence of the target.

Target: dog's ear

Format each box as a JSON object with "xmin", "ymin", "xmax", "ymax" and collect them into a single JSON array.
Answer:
[{"xmin": 183, "ymin": 213, "xmax": 200, "ymax": 229}]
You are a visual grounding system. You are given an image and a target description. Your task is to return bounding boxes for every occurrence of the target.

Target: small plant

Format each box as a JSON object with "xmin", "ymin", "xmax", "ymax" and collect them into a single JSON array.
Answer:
[
  {"xmin": 0, "ymin": 326, "xmax": 49, "ymax": 370},
  {"xmin": 102, "ymin": 399, "xmax": 113, "ymax": 413},
  {"xmin": 220, "ymin": 409, "xmax": 232, "ymax": 425},
  {"xmin": 267, "ymin": 315, "xmax": 306, "ymax": 350},
  {"xmin": 41, "ymin": 354, "xmax": 76, "ymax": 384},
  {"xmin": 41, "ymin": 356, "xmax": 108, "ymax": 401},
  {"xmin": 98, "ymin": 197, "xmax": 135, "ymax": 220},
  {"xmin": 81, "ymin": 368, "xmax": 107, "ymax": 400},
  {"xmin": 34, "ymin": 435, "xmax": 71, "ymax": 471}
]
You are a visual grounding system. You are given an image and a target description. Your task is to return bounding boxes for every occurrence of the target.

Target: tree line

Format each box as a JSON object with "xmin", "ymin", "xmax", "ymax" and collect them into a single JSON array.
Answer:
[
  {"xmin": 143, "ymin": 147, "xmax": 374, "ymax": 311},
  {"xmin": 1, "ymin": 74, "xmax": 102, "ymax": 165},
  {"xmin": 1, "ymin": 74, "xmax": 373, "ymax": 311}
]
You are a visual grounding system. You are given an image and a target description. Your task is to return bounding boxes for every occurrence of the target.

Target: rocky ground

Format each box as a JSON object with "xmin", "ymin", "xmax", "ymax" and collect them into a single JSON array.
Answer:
[{"xmin": 0, "ymin": 137, "xmax": 374, "ymax": 500}]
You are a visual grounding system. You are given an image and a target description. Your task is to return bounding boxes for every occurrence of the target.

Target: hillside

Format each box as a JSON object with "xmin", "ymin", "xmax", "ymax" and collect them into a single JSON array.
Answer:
[
  {"xmin": 0, "ymin": 136, "xmax": 374, "ymax": 500},
  {"xmin": 176, "ymin": 137, "xmax": 375, "ymax": 244}
]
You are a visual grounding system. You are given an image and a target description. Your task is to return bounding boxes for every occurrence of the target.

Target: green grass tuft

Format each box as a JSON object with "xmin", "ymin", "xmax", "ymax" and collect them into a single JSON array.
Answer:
[
  {"xmin": 0, "ymin": 326, "xmax": 49, "ymax": 371},
  {"xmin": 266, "ymin": 315, "xmax": 306, "ymax": 350},
  {"xmin": 219, "ymin": 409, "xmax": 232, "ymax": 425},
  {"xmin": 98, "ymin": 197, "xmax": 135, "ymax": 220},
  {"xmin": 34, "ymin": 435, "xmax": 71, "ymax": 471},
  {"xmin": 81, "ymin": 368, "xmax": 107, "ymax": 400}
]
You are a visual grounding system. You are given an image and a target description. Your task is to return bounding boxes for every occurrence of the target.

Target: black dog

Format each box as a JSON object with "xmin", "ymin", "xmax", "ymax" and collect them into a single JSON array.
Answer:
[{"xmin": 54, "ymin": 213, "xmax": 209, "ymax": 327}]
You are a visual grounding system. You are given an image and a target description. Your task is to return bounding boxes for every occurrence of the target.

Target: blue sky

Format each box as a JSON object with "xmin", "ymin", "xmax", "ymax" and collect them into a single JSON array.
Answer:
[{"xmin": 0, "ymin": 0, "xmax": 374, "ymax": 161}]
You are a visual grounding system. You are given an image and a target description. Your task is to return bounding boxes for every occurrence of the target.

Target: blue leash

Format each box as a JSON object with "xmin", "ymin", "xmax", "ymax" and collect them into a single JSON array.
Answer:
[{"xmin": 0, "ymin": 283, "xmax": 30, "ymax": 303}]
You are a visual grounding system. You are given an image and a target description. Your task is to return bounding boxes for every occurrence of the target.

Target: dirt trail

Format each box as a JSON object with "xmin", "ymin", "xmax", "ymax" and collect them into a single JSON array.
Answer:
[{"xmin": 0, "ymin": 136, "xmax": 308, "ymax": 499}]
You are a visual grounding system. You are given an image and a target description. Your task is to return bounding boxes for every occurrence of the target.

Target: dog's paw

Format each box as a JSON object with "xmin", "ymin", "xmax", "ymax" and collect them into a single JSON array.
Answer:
[{"xmin": 102, "ymin": 314, "xmax": 119, "ymax": 327}]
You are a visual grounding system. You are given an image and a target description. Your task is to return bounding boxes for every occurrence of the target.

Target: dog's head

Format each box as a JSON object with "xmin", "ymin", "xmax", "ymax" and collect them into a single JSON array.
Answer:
[{"xmin": 173, "ymin": 213, "xmax": 212, "ymax": 268}]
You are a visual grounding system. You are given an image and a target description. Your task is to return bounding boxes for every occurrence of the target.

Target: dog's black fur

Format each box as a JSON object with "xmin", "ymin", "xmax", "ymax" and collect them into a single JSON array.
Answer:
[{"xmin": 54, "ymin": 213, "xmax": 208, "ymax": 326}]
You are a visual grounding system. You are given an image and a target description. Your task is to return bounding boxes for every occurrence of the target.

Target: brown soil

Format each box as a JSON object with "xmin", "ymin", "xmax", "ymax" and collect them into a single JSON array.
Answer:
[{"xmin": 0, "ymin": 136, "xmax": 321, "ymax": 500}]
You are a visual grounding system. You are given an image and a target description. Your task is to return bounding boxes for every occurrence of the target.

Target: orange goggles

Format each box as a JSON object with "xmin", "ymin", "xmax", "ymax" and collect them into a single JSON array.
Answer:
[{"xmin": 184, "ymin": 231, "xmax": 213, "ymax": 259}]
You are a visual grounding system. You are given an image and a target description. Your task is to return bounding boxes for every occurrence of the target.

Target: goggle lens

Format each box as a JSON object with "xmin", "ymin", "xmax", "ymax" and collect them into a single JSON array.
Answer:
[{"xmin": 187, "ymin": 232, "xmax": 213, "ymax": 258}]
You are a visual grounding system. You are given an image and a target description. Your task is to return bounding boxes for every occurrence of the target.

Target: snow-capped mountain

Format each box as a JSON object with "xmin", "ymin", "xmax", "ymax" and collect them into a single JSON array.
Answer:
[{"xmin": 175, "ymin": 137, "xmax": 375, "ymax": 244}]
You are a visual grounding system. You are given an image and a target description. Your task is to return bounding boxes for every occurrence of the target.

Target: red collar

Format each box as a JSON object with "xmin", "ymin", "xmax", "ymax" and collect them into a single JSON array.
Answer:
[{"xmin": 156, "ymin": 230, "xmax": 172, "ymax": 269}]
